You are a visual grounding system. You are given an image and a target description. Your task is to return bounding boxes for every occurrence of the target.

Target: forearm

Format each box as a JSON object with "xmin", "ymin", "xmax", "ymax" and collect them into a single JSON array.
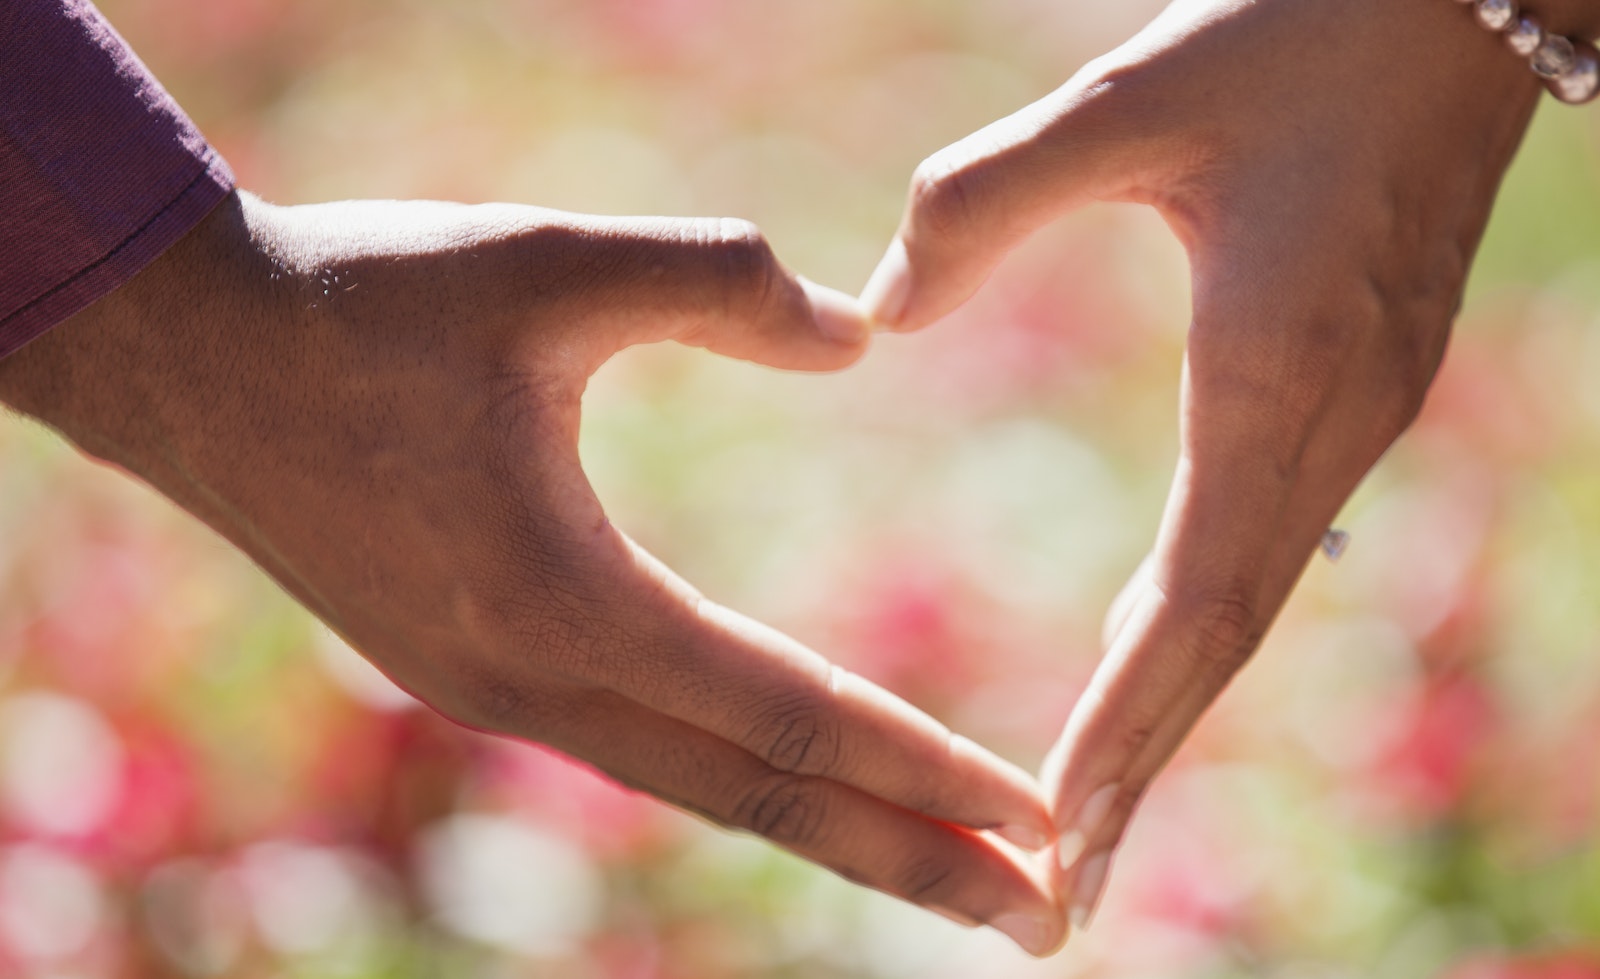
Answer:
[{"xmin": 0, "ymin": 191, "xmax": 266, "ymax": 483}]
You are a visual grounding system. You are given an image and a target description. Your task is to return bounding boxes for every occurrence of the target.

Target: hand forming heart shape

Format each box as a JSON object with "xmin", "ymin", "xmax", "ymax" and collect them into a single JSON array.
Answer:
[
  {"xmin": 0, "ymin": 0, "xmax": 1579, "ymax": 961},
  {"xmin": 858, "ymin": 0, "xmax": 1550, "ymax": 934},
  {"xmin": 0, "ymin": 194, "xmax": 1067, "ymax": 954}
]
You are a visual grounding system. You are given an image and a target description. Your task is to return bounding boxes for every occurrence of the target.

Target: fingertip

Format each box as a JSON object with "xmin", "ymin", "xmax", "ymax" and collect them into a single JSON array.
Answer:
[
  {"xmin": 950, "ymin": 733, "xmax": 1055, "ymax": 844},
  {"xmin": 961, "ymin": 830, "xmax": 1069, "ymax": 956},
  {"xmin": 1067, "ymin": 850, "xmax": 1111, "ymax": 933},
  {"xmin": 1055, "ymin": 829, "xmax": 1088, "ymax": 871},
  {"xmin": 797, "ymin": 275, "xmax": 872, "ymax": 348},
  {"xmin": 859, "ymin": 237, "xmax": 912, "ymax": 330},
  {"xmin": 996, "ymin": 824, "xmax": 1052, "ymax": 851},
  {"xmin": 990, "ymin": 912, "xmax": 1066, "ymax": 958}
]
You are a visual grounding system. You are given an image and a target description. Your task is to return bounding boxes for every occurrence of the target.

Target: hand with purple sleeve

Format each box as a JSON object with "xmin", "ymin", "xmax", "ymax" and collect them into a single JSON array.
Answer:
[{"xmin": 0, "ymin": 0, "xmax": 1068, "ymax": 953}]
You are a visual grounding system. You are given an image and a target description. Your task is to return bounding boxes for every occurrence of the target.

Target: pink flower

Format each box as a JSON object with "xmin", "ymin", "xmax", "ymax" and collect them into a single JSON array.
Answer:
[
  {"xmin": 96, "ymin": 721, "xmax": 201, "ymax": 867},
  {"xmin": 1366, "ymin": 674, "xmax": 1499, "ymax": 823},
  {"xmin": 298, "ymin": 710, "xmax": 477, "ymax": 859},
  {"xmin": 1125, "ymin": 840, "xmax": 1247, "ymax": 938},
  {"xmin": 1442, "ymin": 951, "xmax": 1600, "ymax": 979},
  {"xmin": 839, "ymin": 560, "xmax": 981, "ymax": 700}
]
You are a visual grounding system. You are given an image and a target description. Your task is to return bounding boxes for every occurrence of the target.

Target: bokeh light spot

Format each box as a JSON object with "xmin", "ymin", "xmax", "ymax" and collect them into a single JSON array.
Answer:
[
  {"xmin": 418, "ymin": 814, "xmax": 601, "ymax": 956},
  {"xmin": 0, "ymin": 691, "xmax": 124, "ymax": 838},
  {"xmin": 0, "ymin": 844, "xmax": 106, "ymax": 962}
]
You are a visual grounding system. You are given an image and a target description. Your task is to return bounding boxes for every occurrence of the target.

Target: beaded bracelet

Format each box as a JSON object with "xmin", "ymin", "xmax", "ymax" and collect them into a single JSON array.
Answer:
[{"xmin": 1453, "ymin": 0, "xmax": 1600, "ymax": 103}]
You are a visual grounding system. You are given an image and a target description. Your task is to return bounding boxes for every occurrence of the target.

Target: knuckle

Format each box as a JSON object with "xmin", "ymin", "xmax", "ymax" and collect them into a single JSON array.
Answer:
[
  {"xmin": 747, "ymin": 693, "xmax": 842, "ymax": 776},
  {"xmin": 893, "ymin": 858, "xmax": 956, "ymax": 903},
  {"xmin": 1177, "ymin": 588, "xmax": 1261, "ymax": 672},
  {"xmin": 499, "ymin": 219, "xmax": 584, "ymax": 283},
  {"xmin": 731, "ymin": 774, "xmax": 828, "ymax": 848},
  {"xmin": 907, "ymin": 153, "xmax": 980, "ymax": 241},
  {"xmin": 701, "ymin": 216, "xmax": 779, "ymax": 315},
  {"xmin": 1114, "ymin": 721, "xmax": 1159, "ymax": 763},
  {"xmin": 706, "ymin": 216, "xmax": 769, "ymax": 262}
]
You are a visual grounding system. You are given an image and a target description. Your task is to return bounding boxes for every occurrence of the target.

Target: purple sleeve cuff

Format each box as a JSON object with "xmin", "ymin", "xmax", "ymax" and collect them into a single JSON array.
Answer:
[{"xmin": 0, "ymin": 0, "xmax": 235, "ymax": 361}]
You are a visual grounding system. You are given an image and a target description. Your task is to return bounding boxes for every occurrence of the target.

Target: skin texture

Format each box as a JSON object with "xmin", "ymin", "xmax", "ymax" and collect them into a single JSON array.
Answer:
[
  {"xmin": 0, "ymin": 193, "xmax": 1066, "ymax": 954},
  {"xmin": 1522, "ymin": 0, "xmax": 1600, "ymax": 37},
  {"xmin": 860, "ymin": 0, "xmax": 1586, "ymax": 935}
]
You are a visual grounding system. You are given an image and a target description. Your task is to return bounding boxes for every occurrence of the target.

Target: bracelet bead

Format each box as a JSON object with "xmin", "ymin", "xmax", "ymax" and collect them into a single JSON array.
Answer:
[
  {"xmin": 1451, "ymin": 0, "xmax": 1600, "ymax": 105},
  {"xmin": 1550, "ymin": 47, "xmax": 1600, "ymax": 102},
  {"xmin": 1531, "ymin": 32, "xmax": 1578, "ymax": 76},
  {"xmin": 1475, "ymin": 0, "xmax": 1518, "ymax": 30},
  {"xmin": 1507, "ymin": 17, "xmax": 1545, "ymax": 56}
]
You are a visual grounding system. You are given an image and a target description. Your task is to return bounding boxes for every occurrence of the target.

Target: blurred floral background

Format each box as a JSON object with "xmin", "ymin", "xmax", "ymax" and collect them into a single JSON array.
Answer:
[{"xmin": 5, "ymin": 0, "xmax": 1600, "ymax": 975}]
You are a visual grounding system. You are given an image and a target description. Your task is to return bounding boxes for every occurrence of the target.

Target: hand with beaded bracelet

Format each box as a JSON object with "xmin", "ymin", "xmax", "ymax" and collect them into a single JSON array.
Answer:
[
  {"xmin": 1458, "ymin": 0, "xmax": 1600, "ymax": 102},
  {"xmin": 859, "ymin": 0, "xmax": 1599, "ymax": 940}
]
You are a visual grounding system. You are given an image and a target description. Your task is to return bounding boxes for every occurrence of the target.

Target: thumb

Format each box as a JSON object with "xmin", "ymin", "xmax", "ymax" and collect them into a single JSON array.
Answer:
[
  {"xmin": 565, "ymin": 215, "xmax": 872, "ymax": 374},
  {"xmin": 862, "ymin": 69, "xmax": 1145, "ymax": 333}
]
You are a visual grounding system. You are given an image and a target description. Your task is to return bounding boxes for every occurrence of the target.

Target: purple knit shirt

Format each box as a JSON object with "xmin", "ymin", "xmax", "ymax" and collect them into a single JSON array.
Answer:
[{"xmin": 0, "ymin": 0, "xmax": 234, "ymax": 360}]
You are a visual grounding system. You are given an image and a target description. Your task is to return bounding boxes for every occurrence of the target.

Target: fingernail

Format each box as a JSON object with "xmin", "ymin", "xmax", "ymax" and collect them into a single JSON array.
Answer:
[
  {"xmin": 927, "ymin": 904, "xmax": 980, "ymax": 928},
  {"xmin": 1056, "ymin": 829, "xmax": 1087, "ymax": 871},
  {"xmin": 860, "ymin": 238, "xmax": 911, "ymax": 328},
  {"xmin": 996, "ymin": 824, "xmax": 1051, "ymax": 851},
  {"xmin": 989, "ymin": 912, "xmax": 1055, "ymax": 957},
  {"xmin": 1068, "ymin": 851, "xmax": 1111, "ymax": 932},
  {"xmin": 797, "ymin": 276, "xmax": 870, "ymax": 345},
  {"xmin": 1057, "ymin": 783, "xmax": 1120, "ymax": 870}
]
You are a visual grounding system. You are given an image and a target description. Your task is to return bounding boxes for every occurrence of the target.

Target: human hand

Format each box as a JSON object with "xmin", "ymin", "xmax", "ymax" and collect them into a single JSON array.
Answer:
[
  {"xmin": 860, "ymin": 0, "xmax": 1593, "ymax": 934},
  {"xmin": 0, "ymin": 192, "xmax": 1065, "ymax": 953}
]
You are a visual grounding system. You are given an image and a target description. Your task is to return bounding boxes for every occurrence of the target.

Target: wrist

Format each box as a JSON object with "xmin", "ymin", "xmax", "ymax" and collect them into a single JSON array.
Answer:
[
  {"xmin": 1447, "ymin": 0, "xmax": 1600, "ymax": 102},
  {"xmin": 1364, "ymin": 0, "xmax": 1544, "ymax": 127},
  {"xmin": 0, "ymin": 192, "xmax": 275, "ymax": 476}
]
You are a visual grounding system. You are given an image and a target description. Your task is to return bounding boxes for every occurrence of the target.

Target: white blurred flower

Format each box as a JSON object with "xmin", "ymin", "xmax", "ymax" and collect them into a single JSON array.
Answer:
[
  {"xmin": 0, "ymin": 692, "xmax": 123, "ymax": 837},
  {"xmin": 417, "ymin": 814, "xmax": 601, "ymax": 957},
  {"xmin": 0, "ymin": 844, "xmax": 105, "ymax": 962},
  {"xmin": 238, "ymin": 841, "xmax": 386, "ymax": 964},
  {"xmin": 141, "ymin": 858, "xmax": 249, "ymax": 976}
]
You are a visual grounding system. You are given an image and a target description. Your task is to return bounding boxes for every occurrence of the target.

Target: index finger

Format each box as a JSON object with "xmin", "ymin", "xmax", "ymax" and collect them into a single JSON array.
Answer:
[
  {"xmin": 1041, "ymin": 338, "xmax": 1321, "ymax": 928},
  {"xmin": 576, "ymin": 530, "xmax": 1059, "ymax": 852},
  {"xmin": 538, "ymin": 685, "xmax": 1066, "ymax": 955}
]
